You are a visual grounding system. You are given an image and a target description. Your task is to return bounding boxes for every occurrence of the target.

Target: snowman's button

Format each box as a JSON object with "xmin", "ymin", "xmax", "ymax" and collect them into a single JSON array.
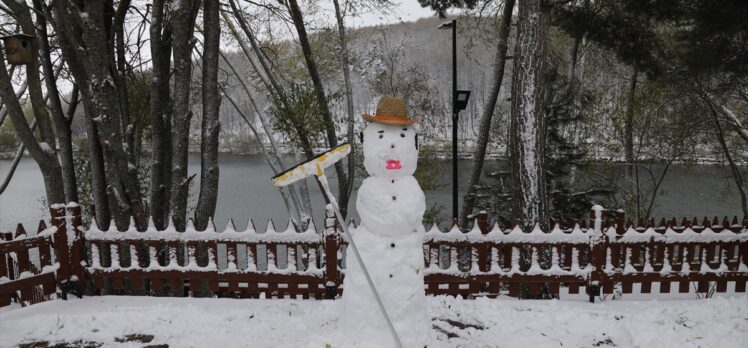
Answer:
[
  {"xmin": 392, "ymin": 196, "xmax": 397, "ymax": 201},
  {"xmin": 391, "ymin": 179, "xmax": 395, "ymax": 184},
  {"xmin": 389, "ymin": 274, "xmax": 393, "ymax": 278},
  {"xmin": 390, "ymin": 243, "xmax": 396, "ymax": 248},
  {"xmin": 416, "ymin": 268, "xmax": 420, "ymax": 275}
]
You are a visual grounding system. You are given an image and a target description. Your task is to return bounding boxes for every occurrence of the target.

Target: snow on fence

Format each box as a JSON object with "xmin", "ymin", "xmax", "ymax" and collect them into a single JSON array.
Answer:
[
  {"xmin": 1, "ymin": 205, "xmax": 747, "ymax": 308},
  {"xmin": 85, "ymin": 206, "xmax": 748, "ymax": 301},
  {"xmin": 85, "ymin": 215, "xmax": 331, "ymax": 299},
  {"xmin": 421, "ymin": 208, "xmax": 748, "ymax": 299},
  {"xmin": 0, "ymin": 204, "xmax": 85, "ymax": 307}
]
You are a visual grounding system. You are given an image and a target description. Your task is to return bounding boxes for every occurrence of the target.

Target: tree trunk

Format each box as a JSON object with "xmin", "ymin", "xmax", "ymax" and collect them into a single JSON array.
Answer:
[
  {"xmin": 226, "ymin": 0, "xmax": 288, "ymax": 105},
  {"xmin": 114, "ymin": 0, "xmax": 133, "ymax": 162},
  {"xmin": 3, "ymin": 0, "xmax": 57, "ymax": 153},
  {"xmin": 194, "ymin": 0, "xmax": 221, "ymax": 231},
  {"xmin": 0, "ymin": 66, "xmax": 24, "ymax": 127},
  {"xmin": 624, "ymin": 67, "xmax": 638, "ymax": 172},
  {"xmin": 332, "ymin": 0, "xmax": 356, "ymax": 203},
  {"xmin": 567, "ymin": 34, "xmax": 586, "ymax": 187},
  {"xmin": 287, "ymin": 0, "xmax": 350, "ymax": 216},
  {"xmin": 149, "ymin": 0, "xmax": 174, "ymax": 229},
  {"xmin": 718, "ymin": 104, "xmax": 748, "ymax": 145},
  {"xmin": 52, "ymin": 0, "xmax": 144, "ymax": 229},
  {"xmin": 211, "ymin": 44, "xmax": 307, "ymax": 225},
  {"xmin": 32, "ymin": 0, "xmax": 79, "ymax": 204},
  {"xmin": 0, "ymin": 46, "xmax": 65, "ymax": 205},
  {"xmin": 703, "ymin": 92, "xmax": 748, "ymax": 216},
  {"xmin": 509, "ymin": 0, "xmax": 549, "ymax": 229},
  {"xmin": 169, "ymin": 0, "xmax": 200, "ymax": 231},
  {"xmin": 0, "ymin": 1, "xmax": 65, "ymax": 206},
  {"xmin": 51, "ymin": 2, "xmax": 111, "ymax": 226},
  {"xmin": 460, "ymin": 0, "xmax": 515, "ymax": 229}
]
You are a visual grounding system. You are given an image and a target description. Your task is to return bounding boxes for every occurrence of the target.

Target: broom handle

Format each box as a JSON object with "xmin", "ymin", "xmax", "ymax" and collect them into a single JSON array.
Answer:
[{"xmin": 316, "ymin": 173, "xmax": 403, "ymax": 348}]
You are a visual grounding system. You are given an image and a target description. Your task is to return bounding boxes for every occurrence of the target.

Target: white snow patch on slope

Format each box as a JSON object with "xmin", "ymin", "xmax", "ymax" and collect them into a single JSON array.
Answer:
[{"xmin": 1, "ymin": 295, "xmax": 746, "ymax": 348}]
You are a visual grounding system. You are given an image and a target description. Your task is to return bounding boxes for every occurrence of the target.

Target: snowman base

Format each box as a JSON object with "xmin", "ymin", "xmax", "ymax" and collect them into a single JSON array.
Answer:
[{"xmin": 337, "ymin": 226, "xmax": 429, "ymax": 348}]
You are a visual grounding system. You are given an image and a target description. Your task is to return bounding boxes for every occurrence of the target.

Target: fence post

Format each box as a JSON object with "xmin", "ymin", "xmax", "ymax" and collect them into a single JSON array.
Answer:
[
  {"xmin": 324, "ymin": 205, "xmax": 340, "ymax": 299},
  {"xmin": 67, "ymin": 204, "xmax": 86, "ymax": 286},
  {"xmin": 615, "ymin": 209, "xmax": 625, "ymax": 238},
  {"xmin": 50, "ymin": 205, "xmax": 71, "ymax": 298},
  {"xmin": 587, "ymin": 205, "xmax": 606, "ymax": 303},
  {"xmin": 477, "ymin": 211, "xmax": 490, "ymax": 272}
]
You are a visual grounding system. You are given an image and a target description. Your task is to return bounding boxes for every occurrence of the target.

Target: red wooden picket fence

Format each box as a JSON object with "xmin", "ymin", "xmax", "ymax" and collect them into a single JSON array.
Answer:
[
  {"xmin": 85, "ymin": 215, "xmax": 329, "ymax": 299},
  {"xmin": 421, "ymin": 208, "xmax": 748, "ymax": 299},
  {"xmin": 0, "ymin": 204, "xmax": 86, "ymax": 307},
  {"xmin": 1, "ymin": 204, "xmax": 747, "ymax": 308}
]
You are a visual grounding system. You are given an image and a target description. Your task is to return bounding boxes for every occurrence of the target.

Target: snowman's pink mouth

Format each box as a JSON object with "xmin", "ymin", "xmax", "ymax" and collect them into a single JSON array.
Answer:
[{"xmin": 386, "ymin": 160, "xmax": 402, "ymax": 170}]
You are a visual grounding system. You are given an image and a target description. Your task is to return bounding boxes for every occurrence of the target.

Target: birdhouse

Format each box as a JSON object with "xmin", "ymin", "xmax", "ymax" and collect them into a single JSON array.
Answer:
[{"xmin": 1, "ymin": 34, "xmax": 34, "ymax": 65}]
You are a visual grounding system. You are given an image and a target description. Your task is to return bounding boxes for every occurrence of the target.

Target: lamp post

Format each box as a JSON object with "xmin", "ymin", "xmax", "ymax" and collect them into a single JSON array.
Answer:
[{"xmin": 438, "ymin": 19, "xmax": 470, "ymax": 223}]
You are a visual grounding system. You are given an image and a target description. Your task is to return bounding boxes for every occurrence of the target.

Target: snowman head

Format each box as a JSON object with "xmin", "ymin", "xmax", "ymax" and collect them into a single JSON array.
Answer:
[{"xmin": 361, "ymin": 96, "xmax": 419, "ymax": 178}]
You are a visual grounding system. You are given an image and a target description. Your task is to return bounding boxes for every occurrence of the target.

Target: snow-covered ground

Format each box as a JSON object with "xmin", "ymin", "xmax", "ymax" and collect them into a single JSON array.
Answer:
[{"xmin": 1, "ymin": 295, "xmax": 746, "ymax": 348}]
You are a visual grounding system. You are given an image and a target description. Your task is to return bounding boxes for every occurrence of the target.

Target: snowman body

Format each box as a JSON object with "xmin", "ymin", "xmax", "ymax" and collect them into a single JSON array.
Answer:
[{"xmin": 338, "ymin": 121, "xmax": 429, "ymax": 348}]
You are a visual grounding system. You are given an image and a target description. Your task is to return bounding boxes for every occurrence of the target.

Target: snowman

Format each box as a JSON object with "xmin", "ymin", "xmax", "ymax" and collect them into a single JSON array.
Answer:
[{"xmin": 338, "ymin": 96, "xmax": 429, "ymax": 347}]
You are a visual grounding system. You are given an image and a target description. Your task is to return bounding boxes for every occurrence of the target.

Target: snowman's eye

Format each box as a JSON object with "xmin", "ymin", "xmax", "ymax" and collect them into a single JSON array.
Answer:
[
  {"xmin": 378, "ymin": 134, "xmax": 383, "ymax": 139},
  {"xmin": 400, "ymin": 133, "xmax": 405, "ymax": 138}
]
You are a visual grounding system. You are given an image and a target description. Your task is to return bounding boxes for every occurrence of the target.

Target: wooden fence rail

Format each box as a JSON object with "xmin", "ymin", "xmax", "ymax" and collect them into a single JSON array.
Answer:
[{"xmin": 1, "ymin": 204, "xmax": 746, "ymax": 308}]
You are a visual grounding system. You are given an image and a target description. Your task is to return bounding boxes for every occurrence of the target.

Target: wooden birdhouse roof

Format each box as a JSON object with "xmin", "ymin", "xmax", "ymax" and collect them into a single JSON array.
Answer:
[{"xmin": 0, "ymin": 33, "xmax": 34, "ymax": 40}]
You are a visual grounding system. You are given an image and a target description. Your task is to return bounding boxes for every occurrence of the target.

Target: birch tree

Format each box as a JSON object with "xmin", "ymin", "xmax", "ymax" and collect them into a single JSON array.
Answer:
[{"xmin": 509, "ymin": 0, "xmax": 549, "ymax": 228}]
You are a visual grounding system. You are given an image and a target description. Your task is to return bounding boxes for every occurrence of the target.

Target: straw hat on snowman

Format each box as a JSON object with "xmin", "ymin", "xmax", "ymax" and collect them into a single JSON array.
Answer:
[{"xmin": 363, "ymin": 95, "xmax": 419, "ymax": 125}]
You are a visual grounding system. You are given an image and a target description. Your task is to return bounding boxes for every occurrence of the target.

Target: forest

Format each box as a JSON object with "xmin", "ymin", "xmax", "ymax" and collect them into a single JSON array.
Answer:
[{"xmin": 0, "ymin": 0, "xmax": 746, "ymax": 232}]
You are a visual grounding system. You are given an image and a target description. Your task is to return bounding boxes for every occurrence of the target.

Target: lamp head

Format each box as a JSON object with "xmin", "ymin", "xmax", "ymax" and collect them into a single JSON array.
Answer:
[{"xmin": 456, "ymin": 90, "xmax": 471, "ymax": 112}]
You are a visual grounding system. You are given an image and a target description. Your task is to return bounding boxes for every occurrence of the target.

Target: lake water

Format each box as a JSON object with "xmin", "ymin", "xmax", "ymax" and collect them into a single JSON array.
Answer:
[{"xmin": 1, "ymin": 154, "xmax": 744, "ymax": 232}]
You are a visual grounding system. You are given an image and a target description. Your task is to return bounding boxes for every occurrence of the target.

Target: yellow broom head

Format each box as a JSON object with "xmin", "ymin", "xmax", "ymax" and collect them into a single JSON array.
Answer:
[{"xmin": 271, "ymin": 143, "xmax": 351, "ymax": 187}]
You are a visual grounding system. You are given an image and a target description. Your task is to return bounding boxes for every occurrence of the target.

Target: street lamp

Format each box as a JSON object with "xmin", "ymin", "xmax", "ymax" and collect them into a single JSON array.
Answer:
[{"xmin": 439, "ymin": 19, "xmax": 471, "ymax": 224}]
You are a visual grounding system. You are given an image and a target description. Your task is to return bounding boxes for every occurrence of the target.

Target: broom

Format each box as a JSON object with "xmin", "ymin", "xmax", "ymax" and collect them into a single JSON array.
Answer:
[{"xmin": 272, "ymin": 143, "xmax": 403, "ymax": 348}]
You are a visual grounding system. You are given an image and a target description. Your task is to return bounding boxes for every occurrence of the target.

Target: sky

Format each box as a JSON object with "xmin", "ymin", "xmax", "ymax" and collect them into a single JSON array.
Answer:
[
  {"xmin": 5, "ymin": 0, "xmax": 444, "ymax": 93},
  {"xmin": 315, "ymin": 0, "xmax": 439, "ymax": 28}
]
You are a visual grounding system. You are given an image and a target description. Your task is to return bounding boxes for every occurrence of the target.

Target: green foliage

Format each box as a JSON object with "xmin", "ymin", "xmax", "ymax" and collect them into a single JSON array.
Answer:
[
  {"xmin": 231, "ymin": 133, "xmax": 260, "ymax": 154},
  {"xmin": 127, "ymin": 71, "xmax": 152, "ymax": 131},
  {"xmin": 0, "ymin": 126, "xmax": 18, "ymax": 151},
  {"xmin": 554, "ymin": 1, "xmax": 669, "ymax": 78},
  {"xmin": 414, "ymin": 143, "xmax": 447, "ymax": 225},
  {"xmin": 72, "ymin": 138, "xmax": 152, "ymax": 227},
  {"xmin": 554, "ymin": 1, "xmax": 748, "ymax": 80},
  {"xmin": 269, "ymin": 82, "xmax": 328, "ymax": 149},
  {"xmin": 423, "ymin": 204, "xmax": 444, "ymax": 226},
  {"xmin": 543, "ymin": 65, "xmax": 610, "ymax": 222},
  {"xmin": 417, "ymin": 0, "xmax": 479, "ymax": 17},
  {"xmin": 72, "ymin": 149, "xmax": 94, "ymax": 226},
  {"xmin": 415, "ymin": 143, "xmax": 447, "ymax": 192}
]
